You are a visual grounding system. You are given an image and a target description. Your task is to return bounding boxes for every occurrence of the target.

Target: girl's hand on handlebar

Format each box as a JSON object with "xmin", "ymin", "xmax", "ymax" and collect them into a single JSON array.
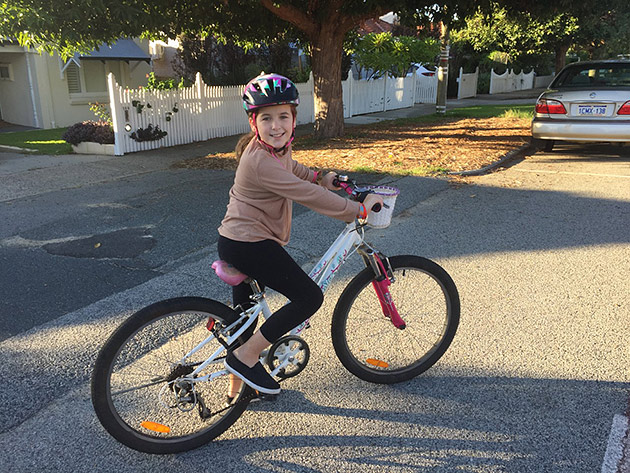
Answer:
[
  {"xmin": 364, "ymin": 193, "xmax": 384, "ymax": 214},
  {"xmin": 321, "ymin": 171, "xmax": 341, "ymax": 191}
]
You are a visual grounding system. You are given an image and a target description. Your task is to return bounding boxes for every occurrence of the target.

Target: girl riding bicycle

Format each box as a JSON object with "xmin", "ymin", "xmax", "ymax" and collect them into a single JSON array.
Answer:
[{"xmin": 218, "ymin": 73, "xmax": 383, "ymax": 396}]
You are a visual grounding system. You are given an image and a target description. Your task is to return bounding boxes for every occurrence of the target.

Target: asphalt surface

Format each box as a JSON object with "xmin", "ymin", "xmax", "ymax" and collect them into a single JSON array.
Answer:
[{"xmin": 0, "ymin": 91, "xmax": 629, "ymax": 472}]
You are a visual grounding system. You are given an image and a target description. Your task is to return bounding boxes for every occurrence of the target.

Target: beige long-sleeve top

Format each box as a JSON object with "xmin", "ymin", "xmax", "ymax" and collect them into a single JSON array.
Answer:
[{"xmin": 218, "ymin": 139, "xmax": 360, "ymax": 246}]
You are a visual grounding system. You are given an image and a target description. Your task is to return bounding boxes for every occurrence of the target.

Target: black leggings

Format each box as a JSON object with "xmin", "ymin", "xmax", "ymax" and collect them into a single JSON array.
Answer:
[{"xmin": 217, "ymin": 236, "xmax": 324, "ymax": 343}]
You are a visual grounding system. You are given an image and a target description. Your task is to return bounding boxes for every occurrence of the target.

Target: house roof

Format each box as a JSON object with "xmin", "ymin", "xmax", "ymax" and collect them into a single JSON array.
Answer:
[
  {"xmin": 74, "ymin": 39, "xmax": 150, "ymax": 63},
  {"xmin": 358, "ymin": 18, "xmax": 393, "ymax": 35}
]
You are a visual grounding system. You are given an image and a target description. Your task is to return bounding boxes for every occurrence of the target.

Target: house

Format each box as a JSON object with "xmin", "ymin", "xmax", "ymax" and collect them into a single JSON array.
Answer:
[
  {"xmin": 0, "ymin": 38, "xmax": 152, "ymax": 129},
  {"xmin": 149, "ymin": 39, "xmax": 181, "ymax": 79}
]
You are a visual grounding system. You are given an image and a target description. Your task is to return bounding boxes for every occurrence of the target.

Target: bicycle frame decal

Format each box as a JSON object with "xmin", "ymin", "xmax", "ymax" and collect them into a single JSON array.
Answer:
[
  {"xmin": 292, "ymin": 222, "xmax": 363, "ymax": 335},
  {"xmin": 369, "ymin": 251, "xmax": 406, "ymax": 329},
  {"xmin": 371, "ymin": 279, "xmax": 405, "ymax": 329}
]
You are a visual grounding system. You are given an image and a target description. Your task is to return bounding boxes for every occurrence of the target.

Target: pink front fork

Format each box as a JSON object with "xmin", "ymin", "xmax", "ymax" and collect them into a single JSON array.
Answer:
[
  {"xmin": 338, "ymin": 179, "xmax": 405, "ymax": 329},
  {"xmin": 371, "ymin": 256, "xmax": 406, "ymax": 330}
]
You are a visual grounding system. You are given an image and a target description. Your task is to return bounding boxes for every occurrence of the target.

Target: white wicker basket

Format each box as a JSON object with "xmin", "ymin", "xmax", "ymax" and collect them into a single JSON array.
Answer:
[{"xmin": 365, "ymin": 185, "xmax": 400, "ymax": 228}]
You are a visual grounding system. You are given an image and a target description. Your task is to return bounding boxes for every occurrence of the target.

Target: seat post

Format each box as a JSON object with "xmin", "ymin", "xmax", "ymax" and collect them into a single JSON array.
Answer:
[{"xmin": 247, "ymin": 278, "xmax": 265, "ymax": 301}]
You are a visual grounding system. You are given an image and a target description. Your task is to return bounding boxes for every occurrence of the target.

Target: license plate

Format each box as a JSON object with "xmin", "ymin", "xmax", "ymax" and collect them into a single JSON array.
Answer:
[{"xmin": 577, "ymin": 105, "xmax": 607, "ymax": 116}]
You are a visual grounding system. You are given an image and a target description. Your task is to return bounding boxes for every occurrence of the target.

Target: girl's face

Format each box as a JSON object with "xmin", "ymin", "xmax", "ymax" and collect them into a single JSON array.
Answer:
[{"xmin": 250, "ymin": 104, "xmax": 295, "ymax": 149}]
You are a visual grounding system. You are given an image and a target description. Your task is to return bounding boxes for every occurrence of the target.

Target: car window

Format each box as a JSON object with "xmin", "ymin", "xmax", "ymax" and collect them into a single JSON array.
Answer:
[{"xmin": 553, "ymin": 64, "xmax": 630, "ymax": 88}]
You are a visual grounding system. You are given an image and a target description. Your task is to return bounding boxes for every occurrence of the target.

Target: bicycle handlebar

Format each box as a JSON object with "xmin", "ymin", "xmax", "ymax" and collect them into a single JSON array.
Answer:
[{"xmin": 333, "ymin": 175, "xmax": 382, "ymax": 212}]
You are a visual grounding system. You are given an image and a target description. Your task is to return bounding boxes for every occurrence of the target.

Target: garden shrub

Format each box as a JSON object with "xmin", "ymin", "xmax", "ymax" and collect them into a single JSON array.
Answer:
[{"xmin": 62, "ymin": 121, "xmax": 114, "ymax": 145}]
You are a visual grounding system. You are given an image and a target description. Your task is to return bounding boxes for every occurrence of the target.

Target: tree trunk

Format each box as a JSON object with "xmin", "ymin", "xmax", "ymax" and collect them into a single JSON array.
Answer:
[
  {"xmin": 554, "ymin": 43, "xmax": 570, "ymax": 74},
  {"xmin": 310, "ymin": 26, "xmax": 345, "ymax": 139},
  {"xmin": 257, "ymin": 0, "xmax": 389, "ymax": 140},
  {"xmin": 436, "ymin": 22, "xmax": 449, "ymax": 115}
]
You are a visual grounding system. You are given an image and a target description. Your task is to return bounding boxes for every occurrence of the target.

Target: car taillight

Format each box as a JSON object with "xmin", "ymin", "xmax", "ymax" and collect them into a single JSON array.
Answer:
[
  {"xmin": 617, "ymin": 101, "xmax": 630, "ymax": 115},
  {"xmin": 536, "ymin": 99, "xmax": 567, "ymax": 115}
]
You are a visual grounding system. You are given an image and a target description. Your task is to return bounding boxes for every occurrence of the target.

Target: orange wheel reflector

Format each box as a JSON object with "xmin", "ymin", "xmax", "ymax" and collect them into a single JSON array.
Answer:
[
  {"xmin": 366, "ymin": 358, "xmax": 389, "ymax": 368},
  {"xmin": 141, "ymin": 421, "xmax": 171, "ymax": 434},
  {"xmin": 206, "ymin": 318, "xmax": 215, "ymax": 331}
]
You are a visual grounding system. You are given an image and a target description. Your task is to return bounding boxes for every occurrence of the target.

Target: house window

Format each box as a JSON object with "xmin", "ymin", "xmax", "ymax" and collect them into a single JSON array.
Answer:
[
  {"xmin": 65, "ymin": 60, "xmax": 123, "ymax": 96},
  {"xmin": 0, "ymin": 63, "xmax": 13, "ymax": 81}
]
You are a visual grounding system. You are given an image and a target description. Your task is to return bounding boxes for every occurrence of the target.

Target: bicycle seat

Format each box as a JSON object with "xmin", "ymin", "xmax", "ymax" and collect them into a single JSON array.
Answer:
[{"xmin": 212, "ymin": 260, "xmax": 248, "ymax": 286}]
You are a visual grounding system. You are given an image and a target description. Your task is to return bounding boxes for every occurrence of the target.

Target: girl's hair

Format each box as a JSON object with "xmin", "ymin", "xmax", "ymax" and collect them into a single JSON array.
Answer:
[
  {"xmin": 234, "ymin": 105, "xmax": 297, "ymax": 163},
  {"xmin": 235, "ymin": 131, "xmax": 256, "ymax": 162}
]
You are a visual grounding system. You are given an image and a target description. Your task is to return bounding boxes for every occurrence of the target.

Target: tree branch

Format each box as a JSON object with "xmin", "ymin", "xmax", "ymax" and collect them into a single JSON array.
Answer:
[
  {"xmin": 339, "ymin": 5, "xmax": 393, "ymax": 32},
  {"xmin": 259, "ymin": 0, "xmax": 319, "ymax": 38}
]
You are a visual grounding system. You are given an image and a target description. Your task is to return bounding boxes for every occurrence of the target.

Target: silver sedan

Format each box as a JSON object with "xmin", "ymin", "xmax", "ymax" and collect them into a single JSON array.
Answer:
[{"xmin": 531, "ymin": 59, "xmax": 630, "ymax": 151}]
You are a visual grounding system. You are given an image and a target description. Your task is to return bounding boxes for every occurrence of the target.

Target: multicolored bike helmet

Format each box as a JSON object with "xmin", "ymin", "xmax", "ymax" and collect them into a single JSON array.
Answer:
[{"xmin": 242, "ymin": 73, "xmax": 299, "ymax": 112}]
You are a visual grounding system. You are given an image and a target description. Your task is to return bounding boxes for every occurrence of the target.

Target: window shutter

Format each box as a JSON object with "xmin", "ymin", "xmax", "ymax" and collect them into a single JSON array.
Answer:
[{"xmin": 66, "ymin": 63, "xmax": 82, "ymax": 93}]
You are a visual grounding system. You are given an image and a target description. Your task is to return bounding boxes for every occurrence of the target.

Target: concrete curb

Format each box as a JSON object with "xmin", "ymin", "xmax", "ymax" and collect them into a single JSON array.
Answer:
[
  {"xmin": 449, "ymin": 144, "xmax": 535, "ymax": 176},
  {"xmin": 0, "ymin": 144, "xmax": 37, "ymax": 153}
]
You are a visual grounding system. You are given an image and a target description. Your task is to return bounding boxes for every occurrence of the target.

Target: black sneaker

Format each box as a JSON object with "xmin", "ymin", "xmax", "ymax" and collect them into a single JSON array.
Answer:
[{"xmin": 224, "ymin": 352, "xmax": 281, "ymax": 395}]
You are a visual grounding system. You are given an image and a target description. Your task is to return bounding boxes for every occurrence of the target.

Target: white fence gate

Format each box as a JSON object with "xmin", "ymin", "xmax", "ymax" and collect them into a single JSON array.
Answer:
[
  {"xmin": 489, "ymin": 68, "xmax": 535, "ymax": 94},
  {"xmin": 457, "ymin": 67, "xmax": 479, "ymax": 99},
  {"xmin": 109, "ymin": 71, "xmax": 438, "ymax": 155},
  {"xmin": 342, "ymin": 73, "xmax": 437, "ymax": 118}
]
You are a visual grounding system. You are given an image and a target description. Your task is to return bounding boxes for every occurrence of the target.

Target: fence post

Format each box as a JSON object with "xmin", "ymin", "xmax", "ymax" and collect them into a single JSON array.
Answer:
[
  {"xmin": 308, "ymin": 71, "xmax": 315, "ymax": 123},
  {"xmin": 195, "ymin": 72, "xmax": 208, "ymax": 141},
  {"xmin": 347, "ymin": 72, "xmax": 354, "ymax": 118},
  {"xmin": 107, "ymin": 72, "xmax": 124, "ymax": 155},
  {"xmin": 382, "ymin": 74, "xmax": 388, "ymax": 111},
  {"xmin": 411, "ymin": 70, "xmax": 417, "ymax": 104},
  {"xmin": 457, "ymin": 67, "xmax": 463, "ymax": 100}
]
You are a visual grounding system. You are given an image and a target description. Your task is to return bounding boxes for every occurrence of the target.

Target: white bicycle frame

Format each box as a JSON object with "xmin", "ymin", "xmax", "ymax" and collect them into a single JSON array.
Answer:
[{"xmin": 183, "ymin": 220, "xmax": 368, "ymax": 383}]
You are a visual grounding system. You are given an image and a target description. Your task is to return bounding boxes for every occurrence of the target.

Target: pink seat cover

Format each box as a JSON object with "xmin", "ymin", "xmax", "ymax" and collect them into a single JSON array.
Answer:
[{"xmin": 212, "ymin": 260, "xmax": 248, "ymax": 286}]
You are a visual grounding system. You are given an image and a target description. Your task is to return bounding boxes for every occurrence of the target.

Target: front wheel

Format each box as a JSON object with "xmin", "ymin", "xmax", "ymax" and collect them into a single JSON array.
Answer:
[
  {"xmin": 91, "ymin": 297, "xmax": 251, "ymax": 454},
  {"xmin": 331, "ymin": 255, "xmax": 460, "ymax": 384}
]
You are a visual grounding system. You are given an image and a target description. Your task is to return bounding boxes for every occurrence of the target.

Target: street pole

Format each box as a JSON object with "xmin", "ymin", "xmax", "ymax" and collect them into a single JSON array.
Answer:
[{"xmin": 436, "ymin": 22, "xmax": 449, "ymax": 115}]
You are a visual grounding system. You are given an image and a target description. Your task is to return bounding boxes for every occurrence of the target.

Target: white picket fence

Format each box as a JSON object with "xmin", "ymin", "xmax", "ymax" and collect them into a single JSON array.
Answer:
[
  {"xmin": 534, "ymin": 74, "xmax": 554, "ymax": 88},
  {"xmin": 489, "ymin": 68, "xmax": 535, "ymax": 94},
  {"xmin": 341, "ymin": 73, "xmax": 437, "ymax": 117},
  {"xmin": 108, "ymin": 71, "xmax": 437, "ymax": 155}
]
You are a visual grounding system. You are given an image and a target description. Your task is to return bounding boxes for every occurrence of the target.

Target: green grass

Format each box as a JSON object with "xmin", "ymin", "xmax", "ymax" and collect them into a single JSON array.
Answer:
[
  {"xmin": 445, "ymin": 103, "xmax": 535, "ymax": 119},
  {"xmin": 0, "ymin": 128, "xmax": 72, "ymax": 155},
  {"xmin": 386, "ymin": 103, "xmax": 535, "ymax": 126}
]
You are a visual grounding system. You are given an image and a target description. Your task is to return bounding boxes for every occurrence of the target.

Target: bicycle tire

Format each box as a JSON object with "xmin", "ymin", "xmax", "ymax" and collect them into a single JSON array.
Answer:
[
  {"xmin": 91, "ymin": 297, "xmax": 252, "ymax": 454},
  {"xmin": 331, "ymin": 255, "xmax": 460, "ymax": 384}
]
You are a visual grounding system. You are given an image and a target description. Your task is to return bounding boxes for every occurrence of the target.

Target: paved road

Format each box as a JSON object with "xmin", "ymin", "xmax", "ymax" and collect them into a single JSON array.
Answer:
[
  {"xmin": 0, "ymin": 139, "xmax": 628, "ymax": 472},
  {"xmin": 0, "ymin": 91, "xmax": 541, "ymax": 342}
]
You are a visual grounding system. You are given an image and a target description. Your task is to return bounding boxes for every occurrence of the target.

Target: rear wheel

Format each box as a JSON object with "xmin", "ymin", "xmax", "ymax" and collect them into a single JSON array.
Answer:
[
  {"xmin": 544, "ymin": 139, "xmax": 555, "ymax": 152},
  {"xmin": 91, "ymin": 297, "xmax": 251, "ymax": 454},
  {"xmin": 331, "ymin": 255, "xmax": 459, "ymax": 384},
  {"xmin": 532, "ymin": 138, "xmax": 554, "ymax": 152}
]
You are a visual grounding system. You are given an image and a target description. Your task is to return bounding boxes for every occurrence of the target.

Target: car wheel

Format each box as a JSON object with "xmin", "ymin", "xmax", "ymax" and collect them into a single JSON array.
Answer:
[
  {"xmin": 543, "ymin": 140, "xmax": 555, "ymax": 152},
  {"xmin": 531, "ymin": 138, "xmax": 554, "ymax": 152}
]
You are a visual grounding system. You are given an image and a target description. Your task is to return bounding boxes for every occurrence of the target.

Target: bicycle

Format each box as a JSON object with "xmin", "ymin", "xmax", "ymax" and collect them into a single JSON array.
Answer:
[{"xmin": 91, "ymin": 175, "xmax": 460, "ymax": 454}]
